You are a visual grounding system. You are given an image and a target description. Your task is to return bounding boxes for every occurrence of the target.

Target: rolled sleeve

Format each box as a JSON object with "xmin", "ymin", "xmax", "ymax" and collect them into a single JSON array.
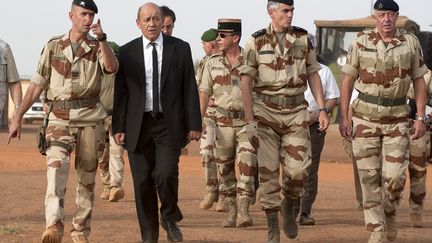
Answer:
[
  {"xmin": 4, "ymin": 44, "xmax": 20, "ymax": 83},
  {"xmin": 30, "ymin": 44, "xmax": 51, "ymax": 89},
  {"xmin": 199, "ymin": 61, "xmax": 213, "ymax": 96},
  {"xmin": 240, "ymin": 38, "xmax": 258, "ymax": 79},
  {"xmin": 342, "ymin": 43, "xmax": 359, "ymax": 79},
  {"xmin": 411, "ymin": 40, "xmax": 428, "ymax": 80}
]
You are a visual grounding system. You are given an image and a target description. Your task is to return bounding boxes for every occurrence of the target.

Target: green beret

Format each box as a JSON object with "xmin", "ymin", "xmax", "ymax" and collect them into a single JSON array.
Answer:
[
  {"xmin": 374, "ymin": 0, "xmax": 399, "ymax": 12},
  {"xmin": 72, "ymin": 0, "xmax": 98, "ymax": 14},
  {"xmin": 108, "ymin": 41, "xmax": 120, "ymax": 55},
  {"xmin": 201, "ymin": 29, "xmax": 218, "ymax": 42},
  {"xmin": 269, "ymin": 0, "xmax": 293, "ymax": 6}
]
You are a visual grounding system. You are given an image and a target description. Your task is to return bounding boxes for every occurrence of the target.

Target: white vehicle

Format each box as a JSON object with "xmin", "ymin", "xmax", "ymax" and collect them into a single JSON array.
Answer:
[{"xmin": 23, "ymin": 101, "xmax": 45, "ymax": 123}]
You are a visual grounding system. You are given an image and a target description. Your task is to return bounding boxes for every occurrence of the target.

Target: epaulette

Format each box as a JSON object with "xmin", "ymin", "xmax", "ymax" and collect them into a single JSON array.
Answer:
[
  {"xmin": 291, "ymin": 26, "xmax": 307, "ymax": 34},
  {"xmin": 47, "ymin": 35, "xmax": 63, "ymax": 43},
  {"xmin": 209, "ymin": 53, "xmax": 222, "ymax": 59},
  {"xmin": 252, "ymin": 29, "xmax": 266, "ymax": 38}
]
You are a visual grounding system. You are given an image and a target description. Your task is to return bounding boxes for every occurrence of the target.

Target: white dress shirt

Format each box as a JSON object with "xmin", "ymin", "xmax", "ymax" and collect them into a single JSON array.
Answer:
[
  {"xmin": 305, "ymin": 63, "xmax": 340, "ymax": 111},
  {"xmin": 142, "ymin": 34, "xmax": 163, "ymax": 112}
]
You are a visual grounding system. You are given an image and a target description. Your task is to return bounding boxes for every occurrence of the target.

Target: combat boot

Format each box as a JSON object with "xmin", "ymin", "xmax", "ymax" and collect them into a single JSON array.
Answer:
[
  {"xmin": 266, "ymin": 212, "xmax": 280, "ymax": 243},
  {"xmin": 215, "ymin": 194, "xmax": 227, "ymax": 212},
  {"xmin": 280, "ymin": 197, "xmax": 300, "ymax": 239},
  {"xmin": 368, "ymin": 231, "xmax": 384, "ymax": 243},
  {"xmin": 237, "ymin": 196, "xmax": 253, "ymax": 227},
  {"xmin": 222, "ymin": 197, "xmax": 237, "ymax": 227},
  {"xmin": 109, "ymin": 186, "xmax": 125, "ymax": 202},
  {"xmin": 100, "ymin": 186, "xmax": 110, "ymax": 200},
  {"xmin": 41, "ymin": 228, "xmax": 63, "ymax": 243},
  {"xmin": 71, "ymin": 234, "xmax": 89, "ymax": 243},
  {"xmin": 410, "ymin": 213, "xmax": 423, "ymax": 228},
  {"xmin": 199, "ymin": 191, "xmax": 218, "ymax": 210},
  {"xmin": 384, "ymin": 212, "xmax": 397, "ymax": 241}
]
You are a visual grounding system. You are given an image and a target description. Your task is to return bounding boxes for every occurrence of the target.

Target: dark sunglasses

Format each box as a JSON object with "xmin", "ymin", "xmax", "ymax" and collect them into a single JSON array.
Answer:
[{"xmin": 218, "ymin": 33, "xmax": 233, "ymax": 38}]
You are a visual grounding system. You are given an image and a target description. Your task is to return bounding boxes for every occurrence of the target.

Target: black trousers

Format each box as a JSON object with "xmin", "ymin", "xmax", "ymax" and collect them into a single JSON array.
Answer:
[
  {"xmin": 301, "ymin": 122, "xmax": 326, "ymax": 215},
  {"xmin": 128, "ymin": 115, "xmax": 182, "ymax": 241}
]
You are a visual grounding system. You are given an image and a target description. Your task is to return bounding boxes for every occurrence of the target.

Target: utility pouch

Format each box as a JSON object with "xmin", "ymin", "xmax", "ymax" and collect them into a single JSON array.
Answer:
[{"xmin": 37, "ymin": 102, "xmax": 52, "ymax": 156}]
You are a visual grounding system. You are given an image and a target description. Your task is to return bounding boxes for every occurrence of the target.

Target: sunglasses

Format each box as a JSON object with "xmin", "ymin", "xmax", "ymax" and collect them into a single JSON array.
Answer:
[{"xmin": 218, "ymin": 33, "xmax": 233, "ymax": 38}]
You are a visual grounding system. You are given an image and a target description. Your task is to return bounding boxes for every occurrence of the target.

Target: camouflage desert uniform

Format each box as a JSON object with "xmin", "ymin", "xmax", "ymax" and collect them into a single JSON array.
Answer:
[
  {"xmin": 0, "ymin": 39, "xmax": 20, "ymax": 118},
  {"xmin": 98, "ymin": 74, "xmax": 125, "ymax": 190},
  {"xmin": 200, "ymin": 48, "xmax": 257, "ymax": 200},
  {"xmin": 406, "ymin": 70, "xmax": 431, "ymax": 216},
  {"xmin": 240, "ymin": 24, "xmax": 321, "ymax": 210},
  {"xmin": 196, "ymin": 55, "xmax": 218, "ymax": 193},
  {"xmin": 343, "ymin": 28, "xmax": 428, "ymax": 232},
  {"xmin": 31, "ymin": 34, "xmax": 113, "ymax": 237}
]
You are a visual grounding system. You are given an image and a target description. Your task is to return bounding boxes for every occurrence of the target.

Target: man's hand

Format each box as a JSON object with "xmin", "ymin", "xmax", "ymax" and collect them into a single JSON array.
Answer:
[
  {"xmin": 318, "ymin": 111, "xmax": 329, "ymax": 132},
  {"xmin": 208, "ymin": 98, "xmax": 216, "ymax": 107},
  {"xmin": 7, "ymin": 118, "xmax": 22, "ymax": 144},
  {"xmin": 187, "ymin": 130, "xmax": 201, "ymax": 143},
  {"xmin": 339, "ymin": 116, "xmax": 352, "ymax": 140},
  {"xmin": 90, "ymin": 19, "xmax": 104, "ymax": 40},
  {"xmin": 411, "ymin": 120, "xmax": 426, "ymax": 140},
  {"xmin": 113, "ymin": 133, "xmax": 126, "ymax": 145}
]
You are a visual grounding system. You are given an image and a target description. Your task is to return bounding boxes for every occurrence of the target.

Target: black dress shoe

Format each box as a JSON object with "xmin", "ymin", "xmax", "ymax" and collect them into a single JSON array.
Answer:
[{"xmin": 161, "ymin": 221, "xmax": 183, "ymax": 242}]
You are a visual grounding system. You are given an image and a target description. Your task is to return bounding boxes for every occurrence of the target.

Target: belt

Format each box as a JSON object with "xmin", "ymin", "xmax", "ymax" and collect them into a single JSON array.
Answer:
[
  {"xmin": 256, "ymin": 93, "xmax": 305, "ymax": 107},
  {"xmin": 216, "ymin": 107, "xmax": 244, "ymax": 119},
  {"xmin": 357, "ymin": 92, "xmax": 406, "ymax": 106},
  {"xmin": 143, "ymin": 111, "xmax": 164, "ymax": 119},
  {"xmin": 50, "ymin": 96, "xmax": 99, "ymax": 110}
]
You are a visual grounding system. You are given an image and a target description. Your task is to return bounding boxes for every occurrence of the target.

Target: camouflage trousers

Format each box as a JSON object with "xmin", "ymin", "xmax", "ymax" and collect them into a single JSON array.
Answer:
[
  {"xmin": 98, "ymin": 116, "xmax": 125, "ymax": 188},
  {"xmin": 200, "ymin": 116, "xmax": 218, "ymax": 193},
  {"xmin": 255, "ymin": 106, "xmax": 311, "ymax": 211},
  {"xmin": 352, "ymin": 117, "xmax": 408, "ymax": 232},
  {"xmin": 407, "ymin": 128, "xmax": 430, "ymax": 214},
  {"xmin": 45, "ymin": 122, "xmax": 105, "ymax": 237},
  {"xmin": 215, "ymin": 124, "xmax": 257, "ymax": 198}
]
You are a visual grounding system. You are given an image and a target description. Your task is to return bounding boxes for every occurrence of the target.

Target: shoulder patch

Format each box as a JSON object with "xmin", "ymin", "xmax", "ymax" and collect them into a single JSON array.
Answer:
[
  {"xmin": 252, "ymin": 29, "xmax": 266, "ymax": 38},
  {"xmin": 291, "ymin": 26, "xmax": 307, "ymax": 34}
]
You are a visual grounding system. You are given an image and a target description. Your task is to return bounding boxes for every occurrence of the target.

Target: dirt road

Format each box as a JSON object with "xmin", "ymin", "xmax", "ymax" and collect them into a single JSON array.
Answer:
[{"xmin": 0, "ymin": 123, "xmax": 431, "ymax": 242}]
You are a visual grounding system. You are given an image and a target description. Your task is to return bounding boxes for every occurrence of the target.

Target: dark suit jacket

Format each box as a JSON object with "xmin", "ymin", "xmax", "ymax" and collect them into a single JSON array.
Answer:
[{"xmin": 112, "ymin": 34, "xmax": 201, "ymax": 152}]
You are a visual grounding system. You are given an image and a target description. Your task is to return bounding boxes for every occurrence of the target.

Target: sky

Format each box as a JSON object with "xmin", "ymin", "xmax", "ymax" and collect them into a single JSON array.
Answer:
[{"xmin": 1, "ymin": 0, "xmax": 431, "ymax": 77}]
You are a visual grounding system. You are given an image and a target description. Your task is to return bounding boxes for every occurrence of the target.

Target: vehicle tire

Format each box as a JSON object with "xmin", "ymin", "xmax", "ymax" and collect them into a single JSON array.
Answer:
[{"xmin": 417, "ymin": 31, "xmax": 432, "ymax": 69}]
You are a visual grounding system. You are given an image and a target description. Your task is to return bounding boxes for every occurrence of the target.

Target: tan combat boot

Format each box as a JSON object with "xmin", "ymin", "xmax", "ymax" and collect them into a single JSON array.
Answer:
[
  {"xmin": 222, "ymin": 197, "xmax": 237, "ymax": 227},
  {"xmin": 100, "ymin": 186, "xmax": 110, "ymax": 200},
  {"xmin": 109, "ymin": 186, "xmax": 125, "ymax": 202},
  {"xmin": 410, "ymin": 213, "xmax": 423, "ymax": 228},
  {"xmin": 384, "ymin": 212, "xmax": 397, "ymax": 241},
  {"xmin": 41, "ymin": 228, "xmax": 63, "ymax": 243},
  {"xmin": 266, "ymin": 212, "xmax": 280, "ymax": 243},
  {"xmin": 237, "ymin": 196, "xmax": 253, "ymax": 227},
  {"xmin": 215, "ymin": 194, "xmax": 227, "ymax": 212},
  {"xmin": 71, "ymin": 234, "xmax": 90, "ymax": 243},
  {"xmin": 280, "ymin": 197, "xmax": 300, "ymax": 239},
  {"xmin": 199, "ymin": 191, "xmax": 218, "ymax": 210},
  {"xmin": 368, "ymin": 231, "xmax": 385, "ymax": 243}
]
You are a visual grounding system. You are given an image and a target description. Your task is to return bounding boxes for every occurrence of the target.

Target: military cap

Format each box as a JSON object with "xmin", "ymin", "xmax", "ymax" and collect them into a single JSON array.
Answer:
[
  {"xmin": 268, "ymin": 0, "xmax": 294, "ymax": 6},
  {"xmin": 108, "ymin": 41, "xmax": 119, "ymax": 55},
  {"xmin": 72, "ymin": 0, "xmax": 98, "ymax": 14},
  {"xmin": 201, "ymin": 29, "xmax": 218, "ymax": 42},
  {"xmin": 374, "ymin": 0, "xmax": 399, "ymax": 12},
  {"xmin": 217, "ymin": 19, "xmax": 241, "ymax": 33}
]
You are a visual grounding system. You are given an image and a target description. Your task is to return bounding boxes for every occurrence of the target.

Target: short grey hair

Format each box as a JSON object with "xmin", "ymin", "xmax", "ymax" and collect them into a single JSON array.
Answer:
[{"xmin": 267, "ymin": 1, "xmax": 280, "ymax": 11}]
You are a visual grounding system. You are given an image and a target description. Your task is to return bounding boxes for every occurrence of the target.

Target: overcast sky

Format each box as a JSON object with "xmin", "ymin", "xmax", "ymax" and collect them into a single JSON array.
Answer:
[{"xmin": 2, "ymin": 0, "xmax": 431, "ymax": 77}]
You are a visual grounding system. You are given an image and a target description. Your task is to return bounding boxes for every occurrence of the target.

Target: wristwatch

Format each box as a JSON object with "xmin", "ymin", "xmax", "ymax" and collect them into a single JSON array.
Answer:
[
  {"xmin": 97, "ymin": 33, "xmax": 107, "ymax": 42},
  {"xmin": 318, "ymin": 107, "xmax": 329, "ymax": 113},
  {"xmin": 416, "ymin": 115, "xmax": 430, "ymax": 124}
]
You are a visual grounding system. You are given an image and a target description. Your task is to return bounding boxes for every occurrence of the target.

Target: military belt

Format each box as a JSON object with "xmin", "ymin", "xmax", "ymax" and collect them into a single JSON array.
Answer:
[
  {"xmin": 256, "ymin": 93, "xmax": 305, "ymax": 107},
  {"xmin": 216, "ymin": 107, "xmax": 245, "ymax": 119},
  {"xmin": 357, "ymin": 92, "xmax": 406, "ymax": 107},
  {"xmin": 50, "ymin": 96, "xmax": 99, "ymax": 110}
]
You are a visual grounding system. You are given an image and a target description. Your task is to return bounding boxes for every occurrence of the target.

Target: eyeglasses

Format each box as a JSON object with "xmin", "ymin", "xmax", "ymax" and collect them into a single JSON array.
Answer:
[{"xmin": 218, "ymin": 33, "xmax": 233, "ymax": 38}]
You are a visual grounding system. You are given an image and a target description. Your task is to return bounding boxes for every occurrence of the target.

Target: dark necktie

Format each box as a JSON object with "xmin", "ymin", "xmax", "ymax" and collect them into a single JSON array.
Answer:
[{"xmin": 150, "ymin": 42, "xmax": 159, "ymax": 117}]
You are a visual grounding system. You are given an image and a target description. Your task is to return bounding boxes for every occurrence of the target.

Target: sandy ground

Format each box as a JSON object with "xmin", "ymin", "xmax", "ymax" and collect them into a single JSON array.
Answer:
[{"xmin": 0, "ymin": 123, "xmax": 431, "ymax": 243}]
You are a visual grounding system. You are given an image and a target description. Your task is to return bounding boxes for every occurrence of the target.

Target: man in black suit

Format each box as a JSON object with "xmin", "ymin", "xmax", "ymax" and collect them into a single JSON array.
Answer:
[{"xmin": 112, "ymin": 3, "xmax": 201, "ymax": 243}]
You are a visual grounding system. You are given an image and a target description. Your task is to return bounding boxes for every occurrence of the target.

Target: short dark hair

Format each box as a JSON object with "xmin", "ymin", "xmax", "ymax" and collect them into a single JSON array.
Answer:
[{"xmin": 160, "ymin": 5, "xmax": 176, "ymax": 23}]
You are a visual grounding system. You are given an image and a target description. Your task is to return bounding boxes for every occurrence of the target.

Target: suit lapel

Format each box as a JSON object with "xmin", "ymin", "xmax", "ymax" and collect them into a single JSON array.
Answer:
[
  {"xmin": 131, "ymin": 37, "xmax": 145, "ymax": 86},
  {"xmin": 161, "ymin": 35, "xmax": 174, "ymax": 89}
]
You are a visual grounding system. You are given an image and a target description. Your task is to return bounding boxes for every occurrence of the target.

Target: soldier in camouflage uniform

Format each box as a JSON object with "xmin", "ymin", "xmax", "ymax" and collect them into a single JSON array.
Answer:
[
  {"xmin": 8, "ymin": 1, "xmax": 117, "ymax": 242},
  {"xmin": 98, "ymin": 42, "xmax": 125, "ymax": 203},
  {"xmin": 240, "ymin": 1, "xmax": 329, "ymax": 241},
  {"xmin": 0, "ymin": 39, "xmax": 22, "ymax": 127},
  {"xmin": 339, "ymin": 1, "xmax": 428, "ymax": 242},
  {"xmin": 196, "ymin": 29, "xmax": 224, "ymax": 210},
  {"xmin": 406, "ymin": 70, "xmax": 431, "ymax": 228},
  {"xmin": 200, "ymin": 19, "xmax": 257, "ymax": 228}
]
